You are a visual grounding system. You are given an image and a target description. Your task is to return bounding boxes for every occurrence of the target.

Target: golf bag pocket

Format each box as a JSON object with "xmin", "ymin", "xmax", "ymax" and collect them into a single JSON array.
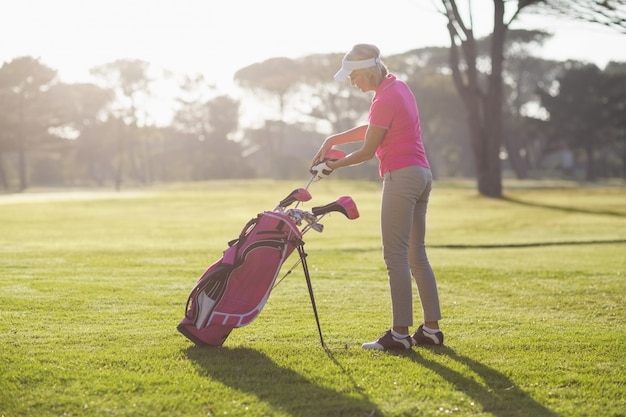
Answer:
[{"xmin": 178, "ymin": 211, "xmax": 302, "ymax": 346}]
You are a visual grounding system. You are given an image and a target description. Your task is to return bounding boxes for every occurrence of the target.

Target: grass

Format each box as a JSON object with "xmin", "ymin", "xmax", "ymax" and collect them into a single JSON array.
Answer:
[{"xmin": 0, "ymin": 179, "xmax": 625, "ymax": 417}]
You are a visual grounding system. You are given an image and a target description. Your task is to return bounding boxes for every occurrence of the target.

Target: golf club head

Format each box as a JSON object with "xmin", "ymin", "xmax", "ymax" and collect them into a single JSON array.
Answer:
[
  {"xmin": 277, "ymin": 188, "xmax": 312, "ymax": 209},
  {"xmin": 311, "ymin": 196, "xmax": 359, "ymax": 220}
]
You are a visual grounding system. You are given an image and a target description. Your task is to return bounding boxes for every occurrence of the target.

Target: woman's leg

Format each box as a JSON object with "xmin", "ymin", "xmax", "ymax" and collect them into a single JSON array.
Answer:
[
  {"xmin": 381, "ymin": 166, "xmax": 422, "ymax": 329},
  {"xmin": 408, "ymin": 166, "xmax": 441, "ymax": 325}
]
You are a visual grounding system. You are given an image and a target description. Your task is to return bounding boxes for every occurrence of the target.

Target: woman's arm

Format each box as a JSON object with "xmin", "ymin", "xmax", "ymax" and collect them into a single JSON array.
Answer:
[
  {"xmin": 327, "ymin": 125, "xmax": 386, "ymax": 170},
  {"xmin": 311, "ymin": 125, "xmax": 368, "ymax": 165}
]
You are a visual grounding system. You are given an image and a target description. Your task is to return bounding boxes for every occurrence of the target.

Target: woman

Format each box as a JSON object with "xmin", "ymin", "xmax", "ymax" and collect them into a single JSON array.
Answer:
[{"xmin": 310, "ymin": 44, "xmax": 444, "ymax": 350}]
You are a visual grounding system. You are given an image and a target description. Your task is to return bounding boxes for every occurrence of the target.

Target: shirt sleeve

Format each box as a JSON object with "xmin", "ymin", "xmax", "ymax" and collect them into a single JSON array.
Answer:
[{"xmin": 369, "ymin": 93, "xmax": 394, "ymax": 130}]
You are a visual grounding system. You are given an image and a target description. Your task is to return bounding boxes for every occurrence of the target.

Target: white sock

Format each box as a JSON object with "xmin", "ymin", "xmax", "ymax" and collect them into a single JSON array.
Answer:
[
  {"xmin": 391, "ymin": 330, "xmax": 409, "ymax": 339},
  {"xmin": 422, "ymin": 325, "xmax": 440, "ymax": 334}
]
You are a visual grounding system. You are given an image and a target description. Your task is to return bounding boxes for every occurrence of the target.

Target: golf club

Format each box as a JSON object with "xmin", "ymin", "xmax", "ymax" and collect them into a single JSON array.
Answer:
[
  {"xmin": 302, "ymin": 148, "xmax": 348, "ymax": 192},
  {"xmin": 275, "ymin": 188, "xmax": 312, "ymax": 211},
  {"xmin": 311, "ymin": 196, "xmax": 359, "ymax": 220}
]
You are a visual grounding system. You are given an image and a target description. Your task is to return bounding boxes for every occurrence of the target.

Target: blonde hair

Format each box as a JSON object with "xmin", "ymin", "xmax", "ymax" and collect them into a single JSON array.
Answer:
[{"xmin": 344, "ymin": 44, "xmax": 388, "ymax": 86}]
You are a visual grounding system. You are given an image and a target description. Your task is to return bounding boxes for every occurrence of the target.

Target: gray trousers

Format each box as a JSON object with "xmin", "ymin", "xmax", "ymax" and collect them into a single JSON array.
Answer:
[{"xmin": 381, "ymin": 165, "xmax": 441, "ymax": 327}]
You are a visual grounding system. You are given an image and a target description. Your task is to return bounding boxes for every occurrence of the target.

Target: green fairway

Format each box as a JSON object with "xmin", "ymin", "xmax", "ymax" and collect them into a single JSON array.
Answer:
[{"xmin": 1, "ymin": 180, "xmax": 625, "ymax": 417}]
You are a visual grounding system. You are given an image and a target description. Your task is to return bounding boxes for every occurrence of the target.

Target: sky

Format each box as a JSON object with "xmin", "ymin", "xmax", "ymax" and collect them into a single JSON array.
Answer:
[{"xmin": 1, "ymin": 0, "xmax": 625, "ymax": 124}]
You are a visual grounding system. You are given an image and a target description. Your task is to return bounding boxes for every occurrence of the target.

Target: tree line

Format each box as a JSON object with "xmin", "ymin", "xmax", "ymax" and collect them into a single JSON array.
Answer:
[{"xmin": 0, "ymin": 29, "xmax": 624, "ymax": 194}]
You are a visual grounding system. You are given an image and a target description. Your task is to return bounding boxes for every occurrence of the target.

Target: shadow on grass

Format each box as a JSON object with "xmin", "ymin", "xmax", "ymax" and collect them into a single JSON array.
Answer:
[
  {"xmin": 402, "ymin": 346, "xmax": 560, "ymax": 417},
  {"xmin": 185, "ymin": 346, "xmax": 381, "ymax": 417},
  {"xmin": 503, "ymin": 195, "xmax": 626, "ymax": 218},
  {"xmin": 430, "ymin": 238, "xmax": 626, "ymax": 249},
  {"xmin": 427, "ymin": 194, "xmax": 626, "ymax": 249}
]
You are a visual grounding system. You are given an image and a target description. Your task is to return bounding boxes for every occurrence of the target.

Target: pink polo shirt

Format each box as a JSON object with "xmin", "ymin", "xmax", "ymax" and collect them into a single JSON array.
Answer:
[{"xmin": 369, "ymin": 73, "xmax": 429, "ymax": 177}]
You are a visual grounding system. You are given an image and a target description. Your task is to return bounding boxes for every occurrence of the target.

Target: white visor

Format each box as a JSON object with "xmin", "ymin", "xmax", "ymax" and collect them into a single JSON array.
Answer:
[{"xmin": 334, "ymin": 57, "xmax": 381, "ymax": 81}]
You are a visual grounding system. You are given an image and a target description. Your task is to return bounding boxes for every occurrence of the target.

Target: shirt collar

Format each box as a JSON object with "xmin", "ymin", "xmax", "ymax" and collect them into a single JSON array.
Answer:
[{"xmin": 374, "ymin": 73, "xmax": 397, "ymax": 98}]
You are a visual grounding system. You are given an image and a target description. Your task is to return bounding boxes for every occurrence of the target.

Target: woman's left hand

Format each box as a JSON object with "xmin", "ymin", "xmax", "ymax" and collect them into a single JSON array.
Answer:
[{"xmin": 311, "ymin": 140, "xmax": 334, "ymax": 167}]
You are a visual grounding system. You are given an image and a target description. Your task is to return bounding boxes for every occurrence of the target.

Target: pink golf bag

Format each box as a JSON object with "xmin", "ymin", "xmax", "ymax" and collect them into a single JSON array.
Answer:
[{"xmin": 177, "ymin": 188, "xmax": 359, "ymax": 347}]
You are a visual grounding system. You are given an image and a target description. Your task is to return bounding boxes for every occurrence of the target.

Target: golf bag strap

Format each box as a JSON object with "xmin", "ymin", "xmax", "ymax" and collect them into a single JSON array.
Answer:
[
  {"xmin": 297, "ymin": 244, "xmax": 325, "ymax": 348},
  {"xmin": 228, "ymin": 215, "xmax": 260, "ymax": 248},
  {"xmin": 225, "ymin": 214, "xmax": 262, "ymax": 264}
]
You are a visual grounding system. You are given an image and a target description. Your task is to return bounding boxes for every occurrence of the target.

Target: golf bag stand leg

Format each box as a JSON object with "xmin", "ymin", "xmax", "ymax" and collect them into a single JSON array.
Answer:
[{"xmin": 297, "ymin": 244, "xmax": 325, "ymax": 348}]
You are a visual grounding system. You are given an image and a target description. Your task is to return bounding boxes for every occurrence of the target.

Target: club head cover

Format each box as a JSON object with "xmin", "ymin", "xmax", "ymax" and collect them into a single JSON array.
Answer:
[
  {"xmin": 277, "ymin": 188, "xmax": 312, "ymax": 208},
  {"xmin": 311, "ymin": 196, "xmax": 359, "ymax": 219}
]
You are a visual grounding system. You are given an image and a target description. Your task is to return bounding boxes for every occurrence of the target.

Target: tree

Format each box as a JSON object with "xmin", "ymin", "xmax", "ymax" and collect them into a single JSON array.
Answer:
[
  {"xmin": 234, "ymin": 58, "xmax": 304, "ymax": 176},
  {"xmin": 44, "ymin": 82, "xmax": 114, "ymax": 185},
  {"xmin": 171, "ymin": 75, "xmax": 249, "ymax": 180},
  {"xmin": 501, "ymin": 29, "xmax": 562, "ymax": 178},
  {"xmin": 438, "ymin": 0, "xmax": 545, "ymax": 197},
  {"xmin": 172, "ymin": 74, "xmax": 217, "ymax": 136},
  {"xmin": 0, "ymin": 56, "xmax": 58, "ymax": 191},
  {"xmin": 90, "ymin": 59, "xmax": 154, "ymax": 189},
  {"xmin": 234, "ymin": 57, "xmax": 303, "ymax": 124},
  {"xmin": 529, "ymin": 0, "xmax": 626, "ymax": 33},
  {"xmin": 74, "ymin": 118, "xmax": 119, "ymax": 185},
  {"xmin": 539, "ymin": 62, "xmax": 626, "ymax": 180},
  {"xmin": 603, "ymin": 62, "xmax": 626, "ymax": 177},
  {"xmin": 437, "ymin": 0, "xmax": 626, "ymax": 194},
  {"xmin": 202, "ymin": 95, "xmax": 249, "ymax": 178}
]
